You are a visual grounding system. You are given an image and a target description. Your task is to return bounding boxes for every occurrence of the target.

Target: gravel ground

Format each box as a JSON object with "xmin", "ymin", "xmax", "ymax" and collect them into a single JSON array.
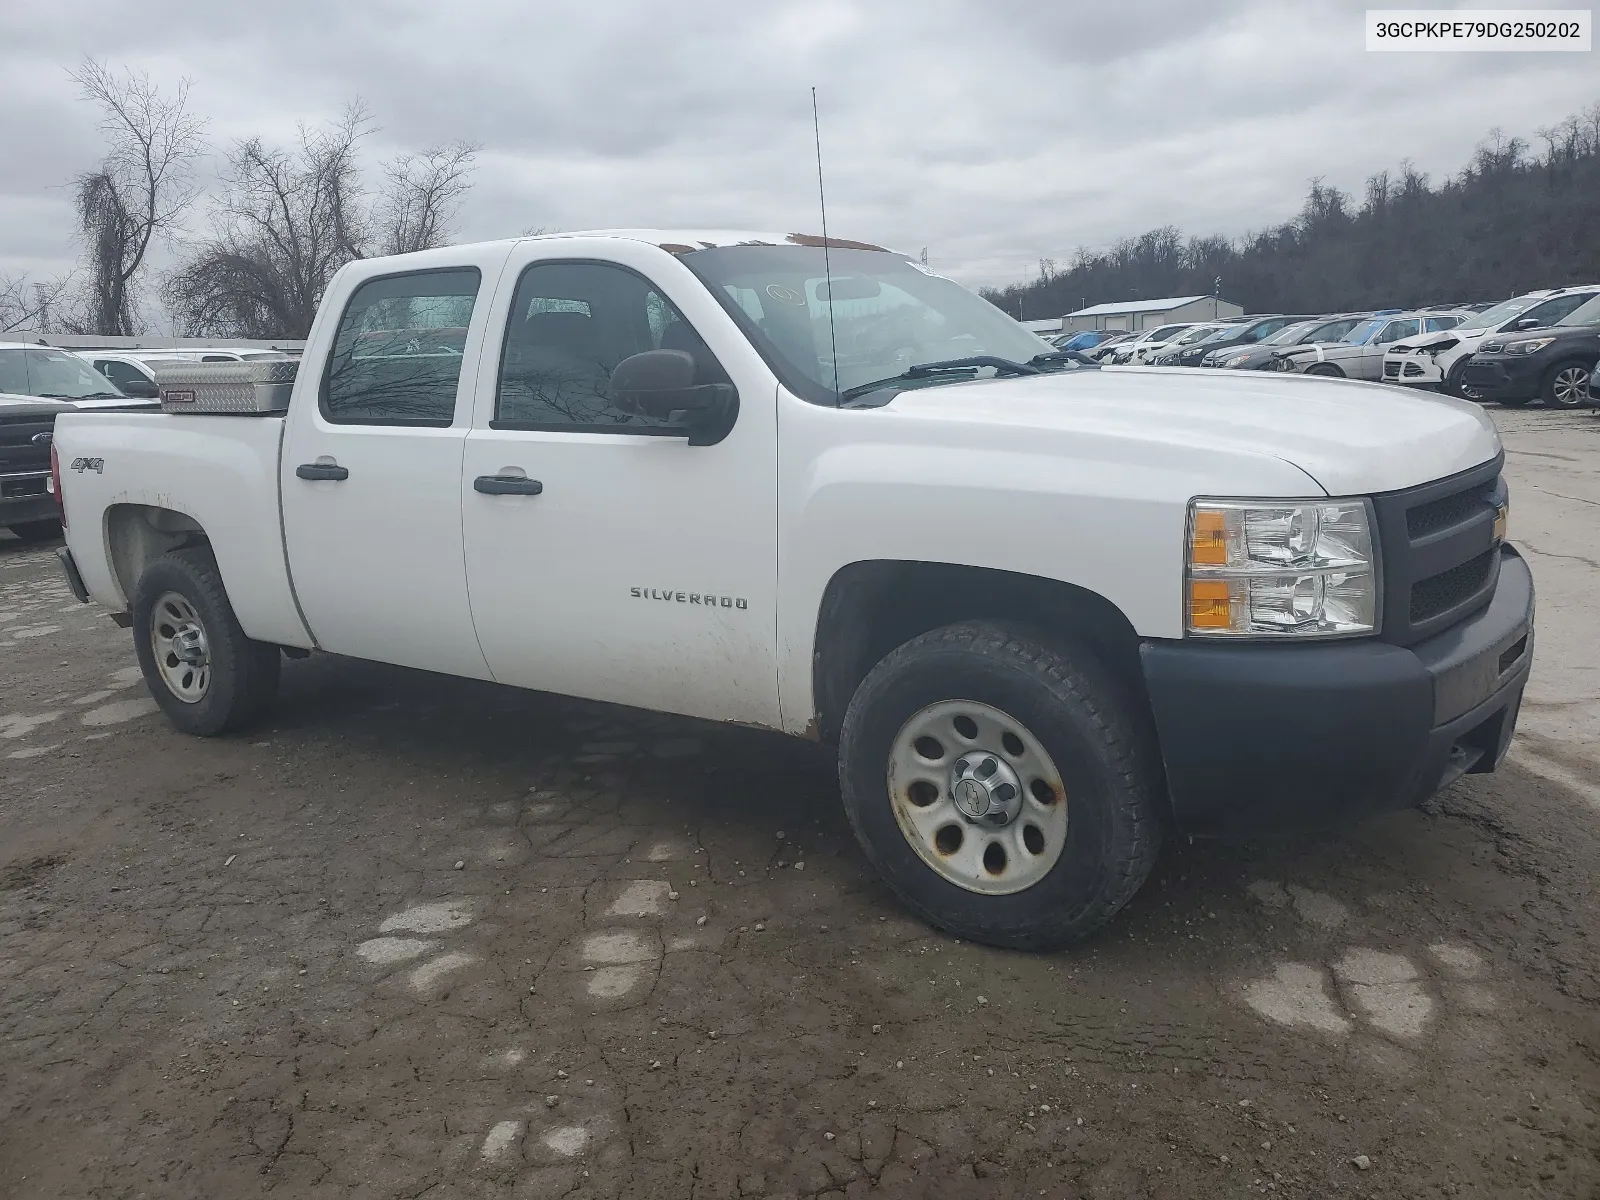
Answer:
[{"xmin": 1, "ymin": 404, "xmax": 1597, "ymax": 1199}]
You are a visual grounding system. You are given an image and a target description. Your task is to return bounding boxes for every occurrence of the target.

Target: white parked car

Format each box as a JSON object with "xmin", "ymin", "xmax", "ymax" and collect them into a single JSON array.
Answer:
[
  {"xmin": 1106, "ymin": 323, "xmax": 1195, "ymax": 364},
  {"xmin": 1382, "ymin": 287, "xmax": 1600, "ymax": 398},
  {"xmin": 0, "ymin": 342, "xmax": 157, "ymax": 408},
  {"xmin": 49, "ymin": 229, "xmax": 1533, "ymax": 950},
  {"xmin": 1274, "ymin": 312, "xmax": 1470, "ymax": 381}
]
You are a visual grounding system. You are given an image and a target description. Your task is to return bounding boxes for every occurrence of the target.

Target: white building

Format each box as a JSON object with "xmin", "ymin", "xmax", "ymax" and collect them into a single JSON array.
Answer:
[{"xmin": 1059, "ymin": 295, "xmax": 1243, "ymax": 334}]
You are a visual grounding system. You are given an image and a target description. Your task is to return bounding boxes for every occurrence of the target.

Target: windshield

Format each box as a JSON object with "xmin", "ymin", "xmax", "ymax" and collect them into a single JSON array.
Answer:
[
  {"xmin": 1173, "ymin": 325, "xmax": 1221, "ymax": 346},
  {"xmin": 1194, "ymin": 325, "xmax": 1240, "ymax": 345},
  {"xmin": 1263, "ymin": 320, "xmax": 1320, "ymax": 346},
  {"xmin": 1456, "ymin": 293, "xmax": 1546, "ymax": 332},
  {"xmin": 1341, "ymin": 319, "xmax": 1387, "ymax": 345},
  {"xmin": 0, "ymin": 348, "xmax": 124, "ymax": 399},
  {"xmin": 680, "ymin": 246, "xmax": 1056, "ymax": 403},
  {"xmin": 1144, "ymin": 324, "xmax": 1190, "ymax": 343}
]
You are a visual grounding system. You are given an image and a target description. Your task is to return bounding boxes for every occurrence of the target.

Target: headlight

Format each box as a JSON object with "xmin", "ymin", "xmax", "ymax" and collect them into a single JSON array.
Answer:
[
  {"xmin": 1224, "ymin": 353, "xmax": 1251, "ymax": 367},
  {"xmin": 1186, "ymin": 499, "xmax": 1378, "ymax": 637},
  {"xmin": 1505, "ymin": 338, "xmax": 1554, "ymax": 355}
]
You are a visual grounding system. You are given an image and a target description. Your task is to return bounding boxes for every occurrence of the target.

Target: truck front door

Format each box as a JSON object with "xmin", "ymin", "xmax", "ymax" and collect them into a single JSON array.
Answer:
[
  {"xmin": 459, "ymin": 241, "xmax": 782, "ymax": 726},
  {"xmin": 280, "ymin": 250, "xmax": 508, "ymax": 677}
]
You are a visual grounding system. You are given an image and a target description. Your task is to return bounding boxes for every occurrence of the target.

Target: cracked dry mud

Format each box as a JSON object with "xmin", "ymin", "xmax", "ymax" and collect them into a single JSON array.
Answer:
[{"xmin": 3, "ymin": 410, "xmax": 1600, "ymax": 1198}]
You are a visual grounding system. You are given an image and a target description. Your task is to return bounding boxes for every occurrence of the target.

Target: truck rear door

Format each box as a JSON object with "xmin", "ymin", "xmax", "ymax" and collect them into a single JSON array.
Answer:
[
  {"xmin": 280, "ymin": 247, "xmax": 511, "ymax": 677},
  {"xmin": 458, "ymin": 239, "xmax": 782, "ymax": 727}
]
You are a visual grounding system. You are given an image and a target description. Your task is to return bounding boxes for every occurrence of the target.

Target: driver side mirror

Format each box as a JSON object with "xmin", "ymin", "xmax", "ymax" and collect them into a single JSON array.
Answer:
[
  {"xmin": 1513, "ymin": 316, "xmax": 1541, "ymax": 330},
  {"xmin": 120, "ymin": 377, "xmax": 159, "ymax": 399},
  {"xmin": 609, "ymin": 349, "xmax": 738, "ymax": 447}
]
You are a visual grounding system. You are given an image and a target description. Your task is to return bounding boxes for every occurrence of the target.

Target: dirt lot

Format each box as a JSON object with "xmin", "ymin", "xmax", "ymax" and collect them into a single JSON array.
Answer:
[{"xmin": 2, "ymin": 405, "xmax": 1598, "ymax": 1200}]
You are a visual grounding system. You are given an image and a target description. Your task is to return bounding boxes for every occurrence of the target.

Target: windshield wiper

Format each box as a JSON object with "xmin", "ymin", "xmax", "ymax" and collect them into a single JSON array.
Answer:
[
  {"xmin": 1029, "ymin": 350, "xmax": 1101, "ymax": 370},
  {"xmin": 839, "ymin": 355, "xmax": 1040, "ymax": 401}
]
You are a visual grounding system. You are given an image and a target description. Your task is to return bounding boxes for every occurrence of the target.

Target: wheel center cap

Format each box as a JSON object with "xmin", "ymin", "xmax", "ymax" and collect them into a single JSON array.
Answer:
[
  {"xmin": 948, "ymin": 754, "xmax": 1023, "ymax": 827},
  {"xmin": 173, "ymin": 624, "xmax": 208, "ymax": 664},
  {"xmin": 953, "ymin": 779, "xmax": 989, "ymax": 818}
]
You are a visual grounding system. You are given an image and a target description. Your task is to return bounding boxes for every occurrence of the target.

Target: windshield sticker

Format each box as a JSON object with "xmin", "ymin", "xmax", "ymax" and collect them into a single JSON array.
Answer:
[{"xmin": 765, "ymin": 284, "xmax": 805, "ymax": 305}]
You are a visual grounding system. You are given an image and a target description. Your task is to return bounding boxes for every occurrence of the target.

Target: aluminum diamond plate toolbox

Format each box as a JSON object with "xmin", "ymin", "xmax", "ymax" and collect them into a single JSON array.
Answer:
[{"xmin": 155, "ymin": 359, "xmax": 300, "ymax": 414}]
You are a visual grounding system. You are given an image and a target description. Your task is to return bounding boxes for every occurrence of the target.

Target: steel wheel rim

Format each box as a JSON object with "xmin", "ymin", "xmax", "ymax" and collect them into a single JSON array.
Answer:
[
  {"xmin": 1552, "ymin": 367, "xmax": 1589, "ymax": 406},
  {"xmin": 886, "ymin": 699, "xmax": 1069, "ymax": 896},
  {"xmin": 150, "ymin": 591, "xmax": 211, "ymax": 704}
]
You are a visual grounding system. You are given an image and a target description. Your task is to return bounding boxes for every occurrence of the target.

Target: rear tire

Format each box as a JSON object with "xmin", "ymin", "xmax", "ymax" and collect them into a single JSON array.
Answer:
[
  {"xmin": 9, "ymin": 519, "xmax": 62, "ymax": 542},
  {"xmin": 837, "ymin": 620, "xmax": 1162, "ymax": 950},
  {"xmin": 1541, "ymin": 360, "xmax": 1592, "ymax": 409},
  {"xmin": 132, "ymin": 546, "xmax": 280, "ymax": 736}
]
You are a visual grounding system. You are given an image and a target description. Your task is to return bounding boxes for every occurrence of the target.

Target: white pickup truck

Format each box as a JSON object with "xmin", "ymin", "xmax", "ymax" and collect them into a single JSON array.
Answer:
[{"xmin": 49, "ymin": 229, "xmax": 1534, "ymax": 949}]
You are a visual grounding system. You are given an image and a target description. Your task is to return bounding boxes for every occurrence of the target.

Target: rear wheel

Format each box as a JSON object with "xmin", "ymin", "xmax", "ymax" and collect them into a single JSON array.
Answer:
[
  {"xmin": 1542, "ymin": 361, "xmax": 1592, "ymax": 409},
  {"xmin": 132, "ymin": 546, "xmax": 280, "ymax": 736},
  {"xmin": 8, "ymin": 519, "xmax": 62, "ymax": 543},
  {"xmin": 837, "ymin": 620, "xmax": 1162, "ymax": 950}
]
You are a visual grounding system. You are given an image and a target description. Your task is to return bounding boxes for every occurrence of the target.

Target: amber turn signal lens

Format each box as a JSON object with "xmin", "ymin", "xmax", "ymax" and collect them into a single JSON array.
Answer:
[
  {"xmin": 1188, "ymin": 579, "xmax": 1233, "ymax": 629},
  {"xmin": 1190, "ymin": 509, "xmax": 1228, "ymax": 565}
]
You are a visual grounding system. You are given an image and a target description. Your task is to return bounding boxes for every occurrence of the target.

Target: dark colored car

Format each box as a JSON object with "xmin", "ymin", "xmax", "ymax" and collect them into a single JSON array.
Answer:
[
  {"xmin": 0, "ymin": 395, "xmax": 70, "ymax": 541},
  {"xmin": 1459, "ymin": 316, "xmax": 1600, "ymax": 409},
  {"xmin": 1200, "ymin": 314, "xmax": 1370, "ymax": 369},
  {"xmin": 1164, "ymin": 315, "xmax": 1313, "ymax": 367}
]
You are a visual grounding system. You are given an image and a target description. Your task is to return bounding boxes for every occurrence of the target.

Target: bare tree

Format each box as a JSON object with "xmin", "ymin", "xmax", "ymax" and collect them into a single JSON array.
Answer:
[
  {"xmin": 168, "ymin": 105, "xmax": 480, "ymax": 338},
  {"xmin": 373, "ymin": 142, "xmax": 479, "ymax": 256},
  {"xmin": 67, "ymin": 59, "xmax": 206, "ymax": 334},
  {"xmin": 0, "ymin": 272, "xmax": 74, "ymax": 334}
]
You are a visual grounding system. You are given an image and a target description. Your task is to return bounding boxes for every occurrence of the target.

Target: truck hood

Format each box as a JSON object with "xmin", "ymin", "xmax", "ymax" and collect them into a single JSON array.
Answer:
[{"xmin": 882, "ymin": 366, "xmax": 1499, "ymax": 495}]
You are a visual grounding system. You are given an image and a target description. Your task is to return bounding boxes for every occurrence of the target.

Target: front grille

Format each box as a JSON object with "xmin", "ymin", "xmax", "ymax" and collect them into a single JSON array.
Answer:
[
  {"xmin": 1371, "ymin": 456, "xmax": 1504, "ymax": 646},
  {"xmin": 1410, "ymin": 549, "xmax": 1496, "ymax": 624},
  {"xmin": 0, "ymin": 417, "xmax": 54, "ymax": 475},
  {"xmin": 1403, "ymin": 363, "xmax": 1425, "ymax": 377},
  {"xmin": 1383, "ymin": 362, "xmax": 1401, "ymax": 378},
  {"xmin": 1408, "ymin": 478, "xmax": 1497, "ymax": 538}
]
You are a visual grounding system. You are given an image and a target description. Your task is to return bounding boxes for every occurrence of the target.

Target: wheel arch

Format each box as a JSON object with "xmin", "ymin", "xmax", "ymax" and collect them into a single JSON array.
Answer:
[
  {"xmin": 105, "ymin": 503, "xmax": 211, "ymax": 611},
  {"xmin": 810, "ymin": 560, "xmax": 1149, "ymax": 747}
]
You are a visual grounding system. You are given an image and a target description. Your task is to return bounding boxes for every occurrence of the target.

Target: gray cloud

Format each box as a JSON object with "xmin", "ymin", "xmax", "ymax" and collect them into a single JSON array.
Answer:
[{"xmin": 4, "ymin": 0, "xmax": 1594, "ymax": 299}]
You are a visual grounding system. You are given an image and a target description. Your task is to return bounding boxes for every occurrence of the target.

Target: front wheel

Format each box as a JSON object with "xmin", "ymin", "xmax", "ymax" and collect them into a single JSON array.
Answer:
[
  {"xmin": 132, "ymin": 546, "xmax": 280, "ymax": 736},
  {"xmin": 1542, "ymin": 361, "xmax": 1592, "ymax": 409},
  {"xmin": 837, "ymin": 621, "xmax": 1162, "ymax": 950},
  {"xmin": 1443, "ymin": 360, "xmax": 1483, "ymax": 401},
  {"xmin": 1306, "ymin": 363, "xmax": 1344, "ymax": 378}
]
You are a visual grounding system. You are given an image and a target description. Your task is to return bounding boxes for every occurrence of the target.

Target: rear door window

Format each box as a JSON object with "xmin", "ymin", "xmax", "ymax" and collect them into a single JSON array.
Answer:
[{"xmin": 322, "ymin": 268, "xmax": 481, "ymax": 426}]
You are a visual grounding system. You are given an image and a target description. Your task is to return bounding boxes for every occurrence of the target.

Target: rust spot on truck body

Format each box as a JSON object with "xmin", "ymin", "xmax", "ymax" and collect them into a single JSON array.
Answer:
[{"xmin": 786, "ymin": 233, "xmax": 888, "ymax": 252}]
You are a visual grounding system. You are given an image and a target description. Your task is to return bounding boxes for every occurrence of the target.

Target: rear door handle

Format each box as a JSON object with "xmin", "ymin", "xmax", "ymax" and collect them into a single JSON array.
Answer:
[
  {"xmin": 474, "ymin": 474, "xmax": 544, "ymax": 496},
  {"xmin": 296, "ymin": 463, "xmax": 349, "ymax": 481}
]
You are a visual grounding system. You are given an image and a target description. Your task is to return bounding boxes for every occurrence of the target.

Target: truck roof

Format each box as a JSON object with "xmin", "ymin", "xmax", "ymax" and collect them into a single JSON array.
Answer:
[{"xmin": 371, "ymin": 230, "xmax": 900, "ymax": 262}]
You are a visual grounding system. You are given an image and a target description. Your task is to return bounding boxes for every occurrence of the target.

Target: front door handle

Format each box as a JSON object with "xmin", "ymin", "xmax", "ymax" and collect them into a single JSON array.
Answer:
[
  {"xmin": 296, "ymin": 462, "xmax": 349, "ymax": 481},
  {"xmin": 474, "ymin": 474, "xmax": 544, "ymax": 496}
]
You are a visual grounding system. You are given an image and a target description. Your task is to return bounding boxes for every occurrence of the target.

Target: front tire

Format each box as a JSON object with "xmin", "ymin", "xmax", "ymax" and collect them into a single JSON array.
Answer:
[
  {"xmin": 1443, "ymin": 360, "xmax": 1483, "ymax": 401},
  {"xmin": 837, "ymin": 621, "xmax": 1162, "ymax": 950},
  {"xmin": 132, "ymin": 546, "xmax": 280, "ymax": 736},
  {"xmin": 1542, "ymin": 360, "xmax": 1592, "ymax": 409},
  {"xmin": 1306, "ymin": 363, "xmax": 1344, "ymax": 378}
]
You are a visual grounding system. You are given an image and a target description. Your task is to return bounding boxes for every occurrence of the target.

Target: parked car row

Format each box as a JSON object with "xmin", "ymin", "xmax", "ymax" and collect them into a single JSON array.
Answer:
[{"xmin": 1055, "ymin": 284, "xmax": 1600, "ymax": 409}]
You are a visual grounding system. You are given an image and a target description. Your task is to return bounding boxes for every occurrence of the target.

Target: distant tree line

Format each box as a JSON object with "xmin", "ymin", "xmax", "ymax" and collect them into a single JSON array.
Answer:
[
  {"xmin": 983, "ymin": 100, "xmax": 1600, "ymax": 320},
  {"xmin": 14, "ymin": 60, "xmax": 480, "ymax": 339}
]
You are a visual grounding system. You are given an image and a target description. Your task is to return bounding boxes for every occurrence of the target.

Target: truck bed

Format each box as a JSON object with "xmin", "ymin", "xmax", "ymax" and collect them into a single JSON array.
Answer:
[{"xmin": 53, "ymin": 411, "xmax": 313, "ymax": 648}]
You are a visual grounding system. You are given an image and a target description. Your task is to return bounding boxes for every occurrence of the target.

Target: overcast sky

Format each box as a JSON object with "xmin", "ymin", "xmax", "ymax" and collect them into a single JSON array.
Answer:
[{"xmin": 3, "ymin": 0, "xmax": 1594, "ymax": 303}]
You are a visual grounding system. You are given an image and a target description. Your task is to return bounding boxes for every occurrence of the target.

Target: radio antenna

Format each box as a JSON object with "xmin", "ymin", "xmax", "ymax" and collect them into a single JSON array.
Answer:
[{"xmin": 812, "ymin": 87, "xmax": 841, "ymax": 402}]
